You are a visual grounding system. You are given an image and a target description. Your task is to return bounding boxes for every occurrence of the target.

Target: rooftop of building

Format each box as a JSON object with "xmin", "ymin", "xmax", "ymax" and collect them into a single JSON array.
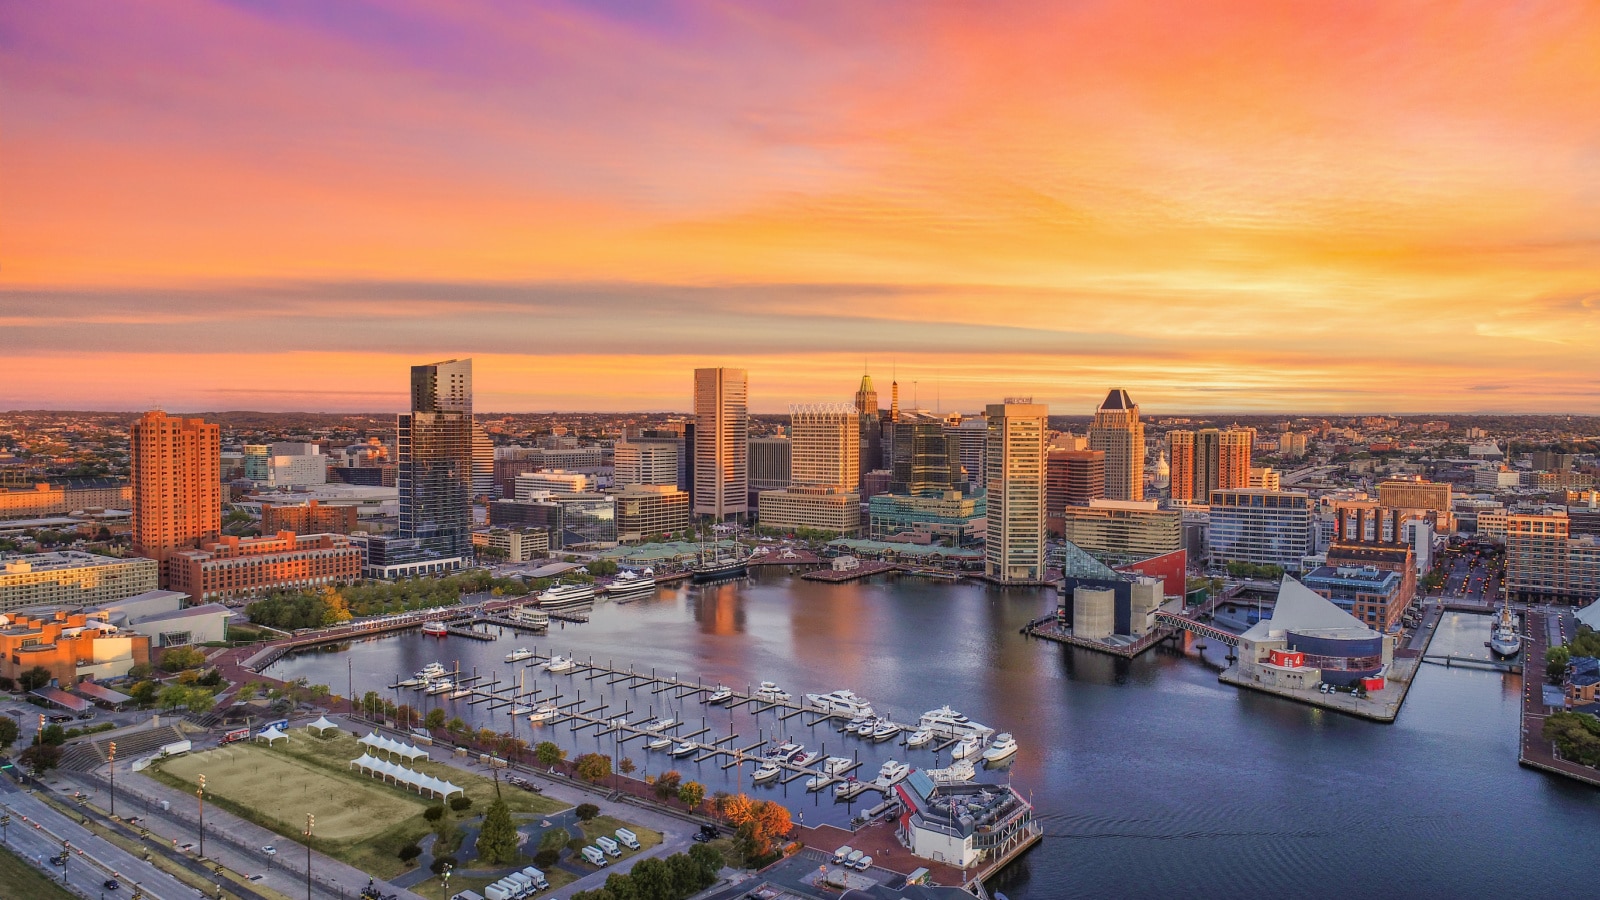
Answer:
[
  {"xmin": 1304, "ymin": 565, "xmax": 1403, "ymax": 592},
  {"xmin": 1242, "ymin": 576, "xmax": 1383, "ymax": 643},
  {"xmin": 1080, "ymin": 498, "xmax": 1165, "ymax": 512},
  {"xmin": 2, "ymin": 550, "xmax": 151, "ymax": 574},
  {"xmin": 900, "ymin": 770, "xmax": 1030, "ymax": 839},
  {"xmin": 131, "ymin": 602, "xmax": 232, "ymax": 625},
  {"xmin": 1099, "ymin": 388, "xmax": 1134, "ymax": 410},
  {"xmin": 826, "ymin": 539, "xmax": 984, "ymax": 560}
]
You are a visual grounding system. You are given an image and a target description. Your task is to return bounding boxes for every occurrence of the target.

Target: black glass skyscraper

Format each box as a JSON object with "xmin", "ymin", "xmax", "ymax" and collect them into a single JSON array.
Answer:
[{"xmin": 398, "ymin": 358, "xmax": 474, "ymax": 565}]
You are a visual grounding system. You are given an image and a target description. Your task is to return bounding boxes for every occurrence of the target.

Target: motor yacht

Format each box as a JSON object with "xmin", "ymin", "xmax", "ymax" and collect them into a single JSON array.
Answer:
[
  {"xmin": 418, "ymin": 662, "xmax": 448, "ymax": 679},
  {"xmin": 504, "ymin": 647, "xmax": 536, "ymax": 663},
  {"xmin": 604, "ymin": 571, "xmax": 658, "ymax": 600},
  {"xmin": 1489, "ymin": 603, "xmax": 1523, "ymax": 658},
  {"xmin": 875, "ymin": 760, "xmax": 910, "ymax": 785},
  {"xmin": 752, "ymin": 762, "xmax": 781, "ymax": 783},
  {"xmin": 424, "ymin": 679, "xmax": 453, "ymax": 695},
  {"xmin": 805, "ymin": 774, "xmax": 833, "ymax": 791},
  {"xmin": 845, "ymin": 714, "xmax": 871, "ymax": 732},
  {"xmin": 707, "ymin": 685, "xmax": 734, "ymax": 704},
  {"xmin": 805, "ymin": 690, "xmax": 874, "ymax": 717},
  {"xmin": 832, "ymin": 778, "xmax": 860, "ymax": 798},
  {"xmin": 981, "ymin": 733, "xmax": 1018, "ymax": 764},
  {"xmin": 918, "ymin": 705, "xmax": 995, "ymax": 741},
  {"xmin": 528, "ymin": 706, "xmax": 559, "ymax": 724},
  {"xmin": 870, "ymin": 720, "xmax": 900, "ymax": 741},
  {"xmin": 421, "ymin": 621, "xmax": 449, "ymax": 637},
  {"xmin": 647, "ymin": 737, "xmax": 673, "ymax": 751},
  {"xmin": 543, "ymin": 655, "xmax": 577, "ymax": 673},
  {"xmin": 906, "ymin": 728, "xmax": 934, "ymax": 748},
  {"xmin": 538, "ymin": 583, "xmax": 596, "ymax": 608},
  {"xmin": 794, "ymin": 750, "xmax": 824, "ymax": 767},
  {"xmin": 670, "ymin": 741, "xmax": 698, "ymax": 757},
  {"xmin": 822, "ymin": 756, "xmax": 853, "ymax": 775},
  {"xmin": 950, "ymin": 734, "xmax": 982, "ymax": 760},
  {"xmin": 755, "ymin": 681, "xmax": 791, "ymax": 702},
  {"xmin": 397, "ymin": 674, "xmax": 426, "ymax": 688}
]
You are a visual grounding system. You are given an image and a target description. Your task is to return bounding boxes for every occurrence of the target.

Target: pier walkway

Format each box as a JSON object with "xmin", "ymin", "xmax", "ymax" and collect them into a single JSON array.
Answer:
[{"xmin": 1518, "ymin": 606, "xmax": 1600, "ymax": 788}]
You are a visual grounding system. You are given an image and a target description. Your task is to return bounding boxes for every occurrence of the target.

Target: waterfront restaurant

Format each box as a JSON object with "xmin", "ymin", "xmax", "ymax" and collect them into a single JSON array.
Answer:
[{"xmin": 892, "ymin": 770, "xmax": 1039, "ymax": 870}]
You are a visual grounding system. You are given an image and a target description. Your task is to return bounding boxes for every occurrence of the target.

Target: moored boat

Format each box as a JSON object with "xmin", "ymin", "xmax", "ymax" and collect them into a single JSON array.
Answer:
[
  {"xmin": 822, "ymin": 756, "xmax": 853, "ymax": 775},
  {"xmin": 421, "ymin": 621, "xmax": 449, "ymax": 636},
  {"xmin": 807, "ymin": 690, "xmax": 874, "ymax": 717},
  {"xmin": 670, "ymin": 741, "xmax": 698, "ymax": 757},
  {"xmin": 647, "ymin": 737, "xmax": 673, "ymax": 751},
  {"xmin": 528, "ymin": 706, "xmax": 559, "ymax": 723},
  {"xmin": 1489, "ymin": 603, "xmax": 1522, "ymax": 657},
  {"xmin": 981, "ymin": 733, "xmax": 1018, "ymax": 764},
  {"xmin": 875, "ymin": 759, "xmax": 910, "ymax": 785},
  {"xmin": 752, "ymin": 762, "xmax": 781, "ymax": 783},
  {"xmin": 707, "ymin": 685, "xmax": 734, "ymax": 704},
  {"xmin": 906, "ymin": 728, "xmax": 934, "ymax": 748},
  {"xmin": 755, "ymin": 681, "xmax": 791, "ymax": 702},
  {"xmin": 919, "ymin": 705, "xmax": 995, "ymax": 741},
  {"xmin": 543, "ymin": 655, "xmax": 577, "ymax": 673},
  {"xmin": 538, "ymin": 583, "xmax": 596, "ymax": 608},
  {"xmin": 504, "ymin": 647, "xmax": 536, "ymax": 663},
  {"xmin": 604, "ymin": 571, "xmax": 658, "ymax": 599},
  {"xmin": 950, "ymin": 734, "xmax": 982, "ymax": 760}
]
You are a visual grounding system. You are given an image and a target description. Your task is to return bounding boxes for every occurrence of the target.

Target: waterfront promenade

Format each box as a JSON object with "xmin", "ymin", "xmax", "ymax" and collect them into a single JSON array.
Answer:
[{"xmin": 1518, "ymin": 606, "xmax": 1600, "ymax": 788}]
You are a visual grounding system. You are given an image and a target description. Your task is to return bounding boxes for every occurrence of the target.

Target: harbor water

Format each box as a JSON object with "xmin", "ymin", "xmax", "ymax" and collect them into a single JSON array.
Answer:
[{"xmin": 267, "ymin": 570, "xmax": 1600, "ymax": 898}]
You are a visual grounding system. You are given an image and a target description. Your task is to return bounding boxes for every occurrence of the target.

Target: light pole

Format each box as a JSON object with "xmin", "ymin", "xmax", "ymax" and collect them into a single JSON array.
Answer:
[
  {"xmin": 108, "ymin": 741, "xmax": 117, "ymax": 818},
  {"xmin": 303, "ymin": 814, "xmax": 314, "ymax": 900},
  {"xmin": 196, "ymin": 774, "xmax": 206, "ymax": 859}
]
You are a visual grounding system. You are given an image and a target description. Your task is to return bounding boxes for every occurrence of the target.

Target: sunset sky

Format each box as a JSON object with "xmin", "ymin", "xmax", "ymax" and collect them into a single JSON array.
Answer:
[{"xmin": 3, "ymin": 1, "xmax": 1598, "ymax": 414}]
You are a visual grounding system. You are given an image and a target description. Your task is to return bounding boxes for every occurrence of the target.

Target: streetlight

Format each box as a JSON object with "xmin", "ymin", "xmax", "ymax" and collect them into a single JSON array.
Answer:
[
  {"xmin": 303, "ymin": 813, "xmax": 314, "ymax": 900},
  {"xmin": 196, "ymin": 774, "xmax": 206, "ymax": 859},
  {"xmin": 108, "ymin": 741, "xmax": 117, "ymax": 818}
]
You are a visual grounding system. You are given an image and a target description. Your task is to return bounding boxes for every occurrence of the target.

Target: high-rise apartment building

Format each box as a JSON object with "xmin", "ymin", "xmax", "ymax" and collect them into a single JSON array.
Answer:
[
  {"xmin": 472, "ymin": 422, "xmax": 496, "ymax": 499},
  {"xmin": 1207, "ymin": 489, "xmax": 1314, "ymax": 573},
  {"xmin": 397, "ymin": 358, "xmax": 474, "ymax": 569},
  {"xmin": 1219, "ymin": 428, "xmax": 1254, "ymax": 491},
  {"xmin": 1167, "ymin": 431, "xmax": 1194, "ymax": 502},
  {"xmin": 131, "ymin": 410, "xmax": 222, "ymax": 585},
  {"xmin": 1167, "ymin": 427, "xmax": 1252, "ymax": 502},
  {"xmin": 1505, "ymin": 513, "xmax": 1600, "ymax": 603},
  {"xmin": 693, "ymin": 367, "xmax": 749, "ymax": 520},
  {"xmin": 1046, "ymin": 449, "xmax": 1105, "ymax": 535},
  {"xmin": 1088, "ymin": 389, "xmax": 1144, "ymax": 501},
  {"xmin": 789, "ymin": 404, "xmax": 859, "ymax": 490},
  {"xmin": 985, "ymin": 401, "xmax": 1048, "ymax": 582}
]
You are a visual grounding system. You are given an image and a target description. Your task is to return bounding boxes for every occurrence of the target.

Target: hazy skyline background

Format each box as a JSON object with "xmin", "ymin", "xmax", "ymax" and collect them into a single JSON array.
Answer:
[{"xmin": 4, "ymin": 1, "xmax": 1599, "ymax": 414}]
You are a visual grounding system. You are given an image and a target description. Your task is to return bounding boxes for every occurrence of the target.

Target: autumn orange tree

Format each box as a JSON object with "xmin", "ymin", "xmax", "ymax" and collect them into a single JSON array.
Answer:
[{"xmin": 718, "ymin": 793, "xmax": 793, "ymax": 863}]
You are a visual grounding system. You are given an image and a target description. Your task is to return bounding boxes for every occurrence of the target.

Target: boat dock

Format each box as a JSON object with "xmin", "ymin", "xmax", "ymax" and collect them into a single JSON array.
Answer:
[{"xmin": 801, "ymin": 561, "xmax": 901, "ymax": 583}]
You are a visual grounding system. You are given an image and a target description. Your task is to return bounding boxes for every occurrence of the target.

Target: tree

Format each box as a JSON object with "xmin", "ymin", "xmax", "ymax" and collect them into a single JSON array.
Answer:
[
  {"xmin": 477, "ymin": 796, "xmax": 520, "ymax": 865},
  {"xmin": 308, "ymin": 684, "xmax": 331, "ymax": 701},
  {"xmin": 574, "ymin": 752, "xmax": 612, "ymax": 784},
  {"xmin": 425, "ymin": 708, "xmax": 447, "ymax": 730},
  {"xmin": 449, "ymin": 795, "xmax": 473, "ymax": 812},
  {"xmin": 574, "ymin": 803, "xmax": 599, "ymax": 821},
  {"xmin": 667, "ymin": 852, "xmax": 703, "ymax": 896},
  {"xmin": 20, "ymin": 742, "xmax": 60, "ymax": 774},
  {"xmin": 678, "ymin": 781, "xmax": 706, "ymax": 811},
  {"xmin": 534, "ymin": 741, "xmax": 565, "ymax": 767},
  {"xmin": 361, "ymin": 690, "xmax": 382, "ymax": 717},
  {"xmin": 317, "ymin": 587, "xmax": 353, "ymax": 626},
  {"xmin": 446, "ymin": 716, "xmax": 468, "ymax": 736},
  {"xmin": 628, "ymin": 858, "xmax": 671, "ymax": 900},
  {"xmin": 183, "ymin": 689, "xmax": 216, "ymax": 715},
  {"xmin": 654, "ymin": 769, "xmax": 682, "ymax": 801},
  {"xmin": 618, "ymin": 757, "xmax": 636, "ymax": 776},
  {"xmin": 159, "ymin": 646, "xmax": 207, "ymax": 671},
  {"xmin": 127, "ymin": 681, "xmax": 158, "ymax": 707},
  {"xmin": 688, "ymin": 843, "xmax": 724, "ymax": 883},
  {"xmin": 397, "ymin": 843, "xmax": 422, "ymax": 863},
  {"xmin": 423, "ymin": 805, "xmax": 446, "ymax": 822},
  {"xmin": 0, "ymin": 716, "xmax": 17, "ymax": 750},
  {"xmin": 18, "ymin": 666, "xmax": 53, "ymax": 692},
  {"xmin": 1548, "ymin": 645, "xmax": 1572, "ymax": 683}
]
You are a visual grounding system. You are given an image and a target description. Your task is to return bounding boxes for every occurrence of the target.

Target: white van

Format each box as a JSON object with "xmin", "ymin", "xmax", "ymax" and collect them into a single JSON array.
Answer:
[
  {"xmin": 844, "ymin": 849, "xmax": 864, "ymax": 868},
  {"xmin": 483, "ymin": 881, "xmax": 517, "ymax": 900},
  {"xmin": 581, "ymin": 846, "xmax": 608, "ymax": 867},
  {"xmin": 613, "ymin": 828, "xmax": 640, "ymax": 850},
  {"xmin": 450, "ymin": 892, "xmax": 487, "ymax": 900},
  {"xmin": 853, "ymin": 854, "xmax": 873, "ymax": 871},
  {"xmin": 831, "ymin": 845, "xmax": 854, "ymax": 865},
  {"xmin": 595, "ymin": 836, "xmax": 622, "ymax": 857},
  {"xmin": 506, "ymin": 872, "xmax": 534, "ymax": 895},
  {"xmin": 520, "ymin": 866, "xmax": 550, "ymax": 890}
]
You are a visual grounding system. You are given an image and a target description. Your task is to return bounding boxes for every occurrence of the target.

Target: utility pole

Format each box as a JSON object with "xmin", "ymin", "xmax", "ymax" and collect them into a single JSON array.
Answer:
[
  {"xmin": 303, "ymin": 813, "xmax": 314, "ymax": 900},
  {"xmin": 108, "ymin": 741, "xmax": 117, "ymax": 818}
]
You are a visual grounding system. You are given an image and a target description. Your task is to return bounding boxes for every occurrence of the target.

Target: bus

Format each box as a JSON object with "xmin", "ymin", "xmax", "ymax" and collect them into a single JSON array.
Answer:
[{"xmin": 220, "ymin": 728, "xmax": 250, "ymax": 745}]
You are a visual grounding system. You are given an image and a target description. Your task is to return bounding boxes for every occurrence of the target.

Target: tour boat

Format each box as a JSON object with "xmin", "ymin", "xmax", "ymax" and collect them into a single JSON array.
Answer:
[
  {"xmin": 950, "ymin": 734, "xmax": 982, "ymax": 760},
  {"xmin": 506, "ymin": 607, "xmax": 550, "ymax": 631},
  {"xmin": 805, "ymin": 774, "xmax": 833, "ymax": 791},
  {"xmin": 670, "ymin": 741, "xmax": 698, "ymax": 757},
  {"xmin": 604, "ymin": 571, "xmax": 658, "ymax": 599},
  {"xmin": 875, "ymin": 760, "xmax": 910, "ymax": 785},
  {"xmin": 707, "ymin": 685, "xmax": 734, "ymax": 704},
  {"xmin": 1489, "ymin": 603, "xmax": 1523, "ymax": 658},
  {"xmin": 421, "ymin": 621, "xmax": 449, "ymax": 637},
  {"xmin": 425, "ymin": 679, "xmax": 453, "ymax": 695},
  {"xmin": 927, "ymin": 760, "xmax": 976, "ymax": 784},
  {"xmin": 807, "ymin": 690, "xmax": 874, "ymax": 717},
  {"xmin": 822, "ymin": 756, "xmax": 853, "ymax": 775},
  {"xmin": 795, "ymin": 750, "xmax": 824, "ymax": 767},
  {"xmin": 543, "ymin": 655, "xmax": 577, "ymax": 673},
  {"xmin": 755, "ymin": 681, "xmax": 791, "ymax": 702},
  {"xmin": 528, "ymin": 706, "xmax": 559, "ymax": 724},
  {"xmin": 538, "ymin": 583, "xmax": 596, "ymax": 608},
  {"xmin": 504, "ymin": 647, "xmax": 536, "ymax": 663},
  {"xmin": 919, "ymin": 705, "xmax": 995, "ymax": 741},
  {"xmin": 981, "ymin": 733, "xmax": 1018, "ymax": 764},
  {"xmin": 870, "ymin": 721, "xmax": 900, "ymax": 742},
  {"xmin": 751, "ymin": 762, "xmax": 781, "ymax": 784},
  {"xmin": 647, "ymin": 737, "xmax": 673, "ymax": 751},
  {"xmin": 906, "ymin": 728, "xmax": 935, "ymax": 748}
]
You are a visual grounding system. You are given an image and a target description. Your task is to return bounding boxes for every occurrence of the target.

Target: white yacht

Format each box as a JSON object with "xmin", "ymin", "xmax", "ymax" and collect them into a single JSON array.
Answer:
[
  {"xmin": 906, "ymin": 728, "xmax": 934, "ymax": 748},
  {"xmin": 805, "ymin": 690, "xmax": 874, "ymax": 717},
  {"xmin": 851, "ymin": 717, "xmax": 879, "ymax": 736},
  {"xmin": 504, "ymin": 647, "xmax": 536, "ymax": 663},
  {"xmin": 950, "ymin": 734, "xmax": 982, "ymax": 760},
  {"xmin": 424, "ymin": 679, "xmax": 453, "ymax": 695},
  {"xmin": 869, "ymin": 721, "xmax": 900, "ymax": 742},
  {"xmin": 539, "ymin": 583, "xmax": 596, "ymax": 608},
  {"xmin": 670, "ymin": 741, "xmax": 698, "ymax": 757},
  {"xmin": 926, "ymin": 760, "xmax": 976, "ymax": 784},
  {"xmin": 509, "ymin": 704, "xmax": 533, "ymax": 716},
  {"xmin": 767, "ymin": 741, "xmax": 803, "ymax": 760},
  {"xmin": 751, "ymin": 762, "xmax": 781, "ymax": 783},
  {"xmin": 604, "ymin": 571, "xmax": 657, "ymax": 600},
  {"xmin": 528, "ymin": 706, "xmax": 559, "ymax": 724},
  {"xmin": 707, "ymin": 685, "xmax": 734, "ymax": 704},
  {"xmin": 919, "ymin": 705, "xmax": 995, "ymax": 741},
  {"xmin": 795, "ymin": 750, "xmax": 824, "ymax": 767},
  {"xmin": 1489, "ymin": 603, "xmax": 1523, "ymax": 658},
  {"xmin": 875, "ymin": 760, "xmax": 910, "ymax": 785},
  {"xmin": 822, "ymin": 756, "xmax": 853, "ymax": 775},
  {"xmin": 449, "ymin": 686, "xmax": 474, "ymax": 699},
  {"xmin": 418, "ymin": 662, "xmax": 449, "ymax": 679},
  {"xmin": 981, "ymin": 733, "xmax": 1018, "ymax": 764},
  {"xmin": 397, "ymin": 674, "xmax": 426, "ymax": 688},
  {"xmin": 755, "ymin": 681, "xmax": 791, "ymax": 702},
  {"xmin": 544, "ymin": 655, "xmax": 577, "ymax": 673},
  {"xmin": 805, "ymin": 773, "xmax": 833, "ymax": 791},
  {"xmin": 647, "ymin": 737, "xmax": 673, "ymax": 751}
]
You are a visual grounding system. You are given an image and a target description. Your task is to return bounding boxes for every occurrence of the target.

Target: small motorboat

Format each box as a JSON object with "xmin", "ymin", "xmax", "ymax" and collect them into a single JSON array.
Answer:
[
  {"xmin": 982, "ymin": 733, "xmax": 1018, "ymax": 764},
  {"xmin": 670, "ymin": 741, "xmax": 698, "ymax": 757},
  {"xmin": 845, "ymin": 714, "xmax": 870, "ymax": 732},
  {"xmin": 528, "ymin": 706, "xmax": 559, "ymax": 724},
  {"xmin": 424, "ymin": 679, "xmax": 453, "ymax": 695},
  {"xmin": 870, "ymin": 721, "xmax": 900, "ymax": 742},
  {"xmin": 805, "ymin": 773, "xmax": 833, "ymax": 791},
  {"xmin": 794, "ymin": 750, "xmax": 824, "ymax": 767},
  {"xmin": 647, "ymin": 737, "xmax": 673, "ymax": 751},
  {"xmin": 421, "ymin": 621, "xmax": 448, "ymax": 637},
  {"xmin": 449, "ymin": 686, "xmax": 474, "ymax": 699},
  {"xmin": 950, "ymin": 734, "xmax": 982, "ymax": 760},
  {"xmin": 505, "ymin": 647, "xmax": 536, "ymax": 663},
  {"xmin": 645, "ymin": 718, "xmax": 677, "ymax": 732},
  {"xmin": 396, "ymin": 674, "xmax": 426, "ymax": 688},
  {"xmin": 752, "ymin": 762, "xmax": 781, "ymax": 783},
  {"xmin": 544, "ymin": 655, "xmax": 577, "ymax": 673},
  {"xmin": 769, "ymin": 741, "xmax": 803, "ymax": 759},
  {"xmin": 851, "ymin": 717, "xmax": 878, "ymax": 736},
  {"xmin": 822, "ymin": 756, "xmax": 853, "ymax": 775},
  {"xmin": 833, "ymin": 777, "xmax": 859, "ymax": 798},
  {"xmin": 906, "ymin": 728, "xmax": 935, "ymax": 748},
  {"xmin": 509, "ymin": 704, "xmax": 533, "ymax": 716},
  {"xmin": 707, "ymin": 685, "xmax": 734, "ymax": 704}
]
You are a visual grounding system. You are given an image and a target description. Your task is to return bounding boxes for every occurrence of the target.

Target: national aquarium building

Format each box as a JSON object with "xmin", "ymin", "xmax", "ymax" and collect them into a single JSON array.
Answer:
[{"xmin": 1235, "ymin": 576, "xmax": 1394, "ymax": 689}]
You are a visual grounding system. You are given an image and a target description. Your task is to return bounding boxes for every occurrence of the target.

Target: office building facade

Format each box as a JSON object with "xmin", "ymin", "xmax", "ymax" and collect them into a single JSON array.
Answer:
[
  {"xmin": 748, "ymin": 438, "xmax": 792, "ymax": 492},
  {"xmin": 789, "ymin": 403, "xmax": 859, "ymax": 490},
  {"xmin": 1208, "ymin": 489, "xmax": 1315, "ymax": 573},
  {"xmin": 130, "ymin": 410, "xmax": 222, "ymax": 585},
  {"xmin": 1505, "ymin": 513, "xmax": 1600, "ymax": 603},
  {"xmin": 985, "ymin": 401, "xmax": 1048, "ymax": 582},
  {"xmin": 757, "ymin": 485, "xmax": 862, "ymax": 537},
  {"xmin": 614, "ymin": 442, "xmax": 679, "ymax": 487},
  {"xmin": 1046, "ymin": 449, "xmax": 1104, "ymax": 535},
  {"xmin": 1058, "ymin": 500, "xmax": 1182, "ymax": 563},
  {"xmin": 1088, "ymin": 389, "xmax": 1144, "ymax": 501},
  {"xmin": 693, "ymin": 367, "xmax": 749, "ymax": 520},
  {"xmin": 613, "ymin": 484, "xmax": 691, "ymax": 542}
]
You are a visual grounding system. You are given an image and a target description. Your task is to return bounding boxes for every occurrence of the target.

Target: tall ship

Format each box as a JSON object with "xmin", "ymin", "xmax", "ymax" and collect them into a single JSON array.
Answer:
[
  {"xmin": 1489, "ymin": 602, "xmax": 1523, "ymax": 658},
  {"xmin": 538, "ymin": 583, "xmax": 596, "ymax": 608},
  {"xmin": 604, "ymin": 570, "xmax": 658, "ymax": 600},
  {"xmin": 690, "ymin": 539, "xmax": 747, "ymax": 583}
]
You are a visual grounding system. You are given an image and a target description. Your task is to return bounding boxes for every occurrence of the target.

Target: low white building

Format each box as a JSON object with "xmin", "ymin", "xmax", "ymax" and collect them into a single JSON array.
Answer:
[{"xmin": 893, "ymin": 770, "xmax": 1039, "ymax": 870}]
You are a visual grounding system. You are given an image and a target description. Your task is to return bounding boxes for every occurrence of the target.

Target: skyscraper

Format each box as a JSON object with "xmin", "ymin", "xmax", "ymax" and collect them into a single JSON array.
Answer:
[
  {"xmin": 1167, "ymin": 431, "xmax": 1195, "ymax": 502},
  {"xmin": 985, "ymin": 400, "xmax": 1048, "ymax": 582},
  {"xmin": 889, "ymin": 415, "xmax": 963, "ymax": 496},
  {"xmin": 944, "ymin": 414, "xmax": 988, "ymax": 493},
  {"xmin": 1046, "ymin": 449, "xmax": 1104, "ymax": 535},
  {"xmin": 1088, "ymin": 389, "xmax": 1144, "ymax": 501},
  {"xmin": 1168, "ymin": 426, "xmax": 1253, "ymax": 502},
  {"xmin": 854, "ymin": 373, "xmax": 882, "ymax": 481},
  {"xmin": 789, "ymin": 403, "xmax": 859, "ymax": 490},
  {"xmin": 130, "ymin": 410, "xmax": 222, "ymax": 586},
  {"xmin": 693, "ymin": 367, "xmax": 749, "ymax": 520},
  {"xmin": 471, "ymin": 421, "xmax": 495, "ymax": 499},
  {"xmin": 1219, "ymin": 428, "xmax": 1255, "ymax": 491},
  {"xmin": 398, "ymin": 358, "xmax": 474, "ymax": 568}
]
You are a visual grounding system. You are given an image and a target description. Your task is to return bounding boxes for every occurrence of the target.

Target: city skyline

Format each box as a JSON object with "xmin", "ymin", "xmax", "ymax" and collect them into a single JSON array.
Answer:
[{"xmin": 5, "ymin": 3, "xmax": 1600, "ymax": 414}]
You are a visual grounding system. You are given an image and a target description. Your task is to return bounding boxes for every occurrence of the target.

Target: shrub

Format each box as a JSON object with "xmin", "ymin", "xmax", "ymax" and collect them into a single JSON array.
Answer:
[
  {"xmin": 566, "ymin": 836, "xmax": 588, "ymax": 854},
  {"xmin": 423, "ymin": 805, "xmax": 446, "ymax": 822},
  {"xmin": 397, "ymin": 844, "xmax": 422, "ymax": 863},
  {"xmin": 449, "ymin": 795, "xmax": 473, "ymax": 811},
  {"xmin": 575, "ymin": 803, "xmax": 599, "ymax": 821},
  {"xmin": 533, "ymin": 848, "xmax": 559, "ymax": 869}
]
